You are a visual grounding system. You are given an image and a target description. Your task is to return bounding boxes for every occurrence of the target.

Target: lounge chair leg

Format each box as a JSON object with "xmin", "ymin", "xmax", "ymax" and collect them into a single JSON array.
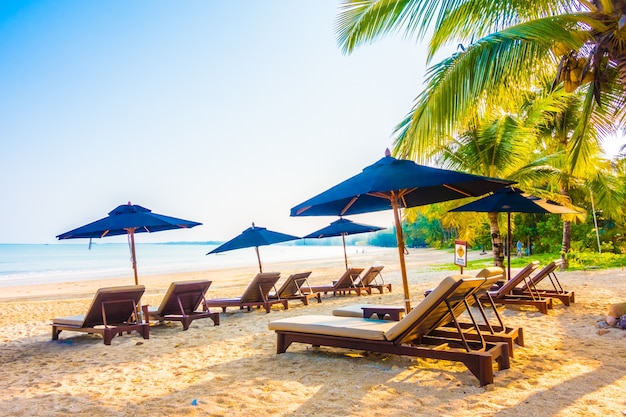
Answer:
[
  {"xmin": 52, "ymin": 326, "xmax": 60, "ymax": 341},
  {"xmin": 140, "ymin": 324, "xmax": 150, "ymax": 339},
  {"xmin": 464, "ymin": 354, "xmax": 494, "ymax": 387},
  {"xmin": 210, "ymin": 312, "xmax": 220, "ymax": 326},
  {"xmin": 182, "ymin": 318, "xmax": 191, "ymax": 331},
  {"xmin": 495, "ymin": 343, "xmax": 510, "ymax": 370},
  {"xmin": 103, "ymin": 329, "xmax": 114, "ymax": 345},
  {"xmin": 276, "ymin": 333, "xmax": 288, "ymax": 353}
]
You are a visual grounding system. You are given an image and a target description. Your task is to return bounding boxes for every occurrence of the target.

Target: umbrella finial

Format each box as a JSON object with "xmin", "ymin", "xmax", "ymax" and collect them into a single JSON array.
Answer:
[
  {"xmin": 252, "ymin": 222, "xmax": 255, "ymax": 228},
  {"xmin": 128, "ymin": 201, "xmax": 132, "ymax": 205},
  {"xmin": 385, "ymin": 148, "xmax": 391, "ymax": 157}
]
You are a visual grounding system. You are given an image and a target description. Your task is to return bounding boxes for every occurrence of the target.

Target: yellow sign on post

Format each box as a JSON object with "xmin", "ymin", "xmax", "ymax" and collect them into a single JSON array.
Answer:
[{"xmin": 454, "ymin": 240, "xmax": 467, "ymax": 273}]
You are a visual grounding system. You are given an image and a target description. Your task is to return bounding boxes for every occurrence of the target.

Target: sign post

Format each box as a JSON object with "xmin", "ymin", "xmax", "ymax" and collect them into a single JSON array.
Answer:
[{"xmin": 454, "ymin": 240, "xmax": 467, "ymax": 273}]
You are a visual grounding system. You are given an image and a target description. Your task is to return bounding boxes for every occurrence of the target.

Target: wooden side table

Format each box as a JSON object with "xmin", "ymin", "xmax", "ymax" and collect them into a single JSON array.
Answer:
[{"xmin": 361, "ymin": 305, "xmax": 405, "ymax": 321}]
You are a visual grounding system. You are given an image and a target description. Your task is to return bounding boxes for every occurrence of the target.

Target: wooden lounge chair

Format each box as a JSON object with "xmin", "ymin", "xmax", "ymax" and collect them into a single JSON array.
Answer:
[
  {"xmin": 268, "ymin": 274, "xmax": 511, "ymax": 386},
  {"xmin": 307, "ymin": 267, "xmax": 369, "ymax": 296},
  {"xmin": 143, "ymin": 280, "xmax": 219, "ymax": 330},
  {"xmin": 204, "ymin": 272, "xmax": 288, "ymax": 313},
  {"xmin": 512, "ymin": 259, "xmax": 574, "ymax": 306},
  {"xmin": 269, "ymin": 272, "xmax": 322, "ymax": 306},
  {"xmin": 482, "ymin": 261, "xmax": 553, "ymax": 314},
  {"xmin": 356, "ymin": 265, "xmax": 391, "ymax": 294},
  {"xmin": 52, "ymin": 285, "xmax": 149, "ymax": 345},
  {"xmin": 336, "ymin": 268, "xmax": 523, "ymax": 357}
]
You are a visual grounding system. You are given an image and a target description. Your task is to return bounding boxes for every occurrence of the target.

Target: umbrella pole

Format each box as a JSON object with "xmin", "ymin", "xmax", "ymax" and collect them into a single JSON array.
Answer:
[
  {"xmin": 128, "ymin": 228, "xmax": 143, "ymax": 323},
  {"xmin": 255, "ymin": 246, "xmax": 263, "ymax": 273},
  {"xmin": 129, "ymin": 229, "xmax": 139, "ymax": 286},
  {"xmin": 507, "ymin": 213, "xmax": 511, "ymax": 281},
  {"xmin": 342, "ymin": 233, "xmax": 348, "ymax": 270},
  {"xmin": 391, "ymin": 197, "xmax": 411, "ymax": 312}
]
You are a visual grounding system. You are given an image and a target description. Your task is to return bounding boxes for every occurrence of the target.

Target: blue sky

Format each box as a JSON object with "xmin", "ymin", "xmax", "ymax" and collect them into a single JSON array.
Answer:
[
  {"xmin": 4, "ymin": 2, "xmax": 620, "ymax": 245},
  {"xmin": 1, "ymin": 1, "xmax": 447, "ymax": 244}
]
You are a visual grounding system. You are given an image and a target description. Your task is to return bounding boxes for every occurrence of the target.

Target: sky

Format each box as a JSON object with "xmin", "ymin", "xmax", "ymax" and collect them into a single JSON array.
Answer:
[
  {"xmin": 0, "ymin": 0, "xmax": 447, "ymax": 244},
  {"xmin": 2, "ymin": 2, "xmax": 621, "ymax": 245}
]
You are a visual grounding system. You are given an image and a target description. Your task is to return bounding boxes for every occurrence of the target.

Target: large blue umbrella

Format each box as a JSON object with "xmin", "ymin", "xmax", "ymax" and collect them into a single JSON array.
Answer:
[
  {"xmin": 303, "ymin": 217, "xmax": 385, "ymax": 270},
  {"xmin": 207, "ymin": 223, "xmax": 300, "ymax": 272},
  {"xmin": 57, "ymin": 202, "xmax": 202, "ymax": 285},
  {"xmin": 449, "ymin": 187, "xmax": 579, "ymax": 279},
  {"xmin": 291, "ymin": 150, "xmax": 513, "ymax": 311}
]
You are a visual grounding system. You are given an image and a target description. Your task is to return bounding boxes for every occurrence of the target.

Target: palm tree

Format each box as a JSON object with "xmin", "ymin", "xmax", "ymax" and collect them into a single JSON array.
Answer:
[
  {"xmin": 335, "ymin": 0, "xmax": 626, "ymax": 169},
  {"xmin": 533, "ymin": 92, "xmax": 626, "ymax": 266},
  {"xmin": 429, "ymin": 94, "xmax": 567, "ymax": 267}
]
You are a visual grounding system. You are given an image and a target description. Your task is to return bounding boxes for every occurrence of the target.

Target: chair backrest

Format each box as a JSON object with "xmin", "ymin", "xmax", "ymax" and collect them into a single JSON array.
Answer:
[
  {"xmin": 333, "ymin": 267, "xmax": 365, "ymax": 289},
  {"xmin": 156, "ymin": 280, "xmax": 212, "ymax": 316},
  {"xmin": 357, "ymin": 265, "xmax": 385, "ymax": 286},
  {"xmin": 475, "ymin": 266, "xmax": 505, "ymax": 278},
  {"xmin": 276, "ymin": 272, "xmax": 312, "ymax": 297},
  {"xmin": 521, "ymin": 259, "xmax": 563, "ymax": 291},
  {"xmin": 494, "ymin": 261, "xmax": 540, "ymax": 296},
  {"xmin": 384, "ymin": 275, "xmax": 484, "ymax": 342},
  {"xmin": 82, "ymin": 285, "xmax": 145, "ymax": 328},
  {"xmin": 240, "ymin": 272, "xmax": 281, "ymax": 303}
]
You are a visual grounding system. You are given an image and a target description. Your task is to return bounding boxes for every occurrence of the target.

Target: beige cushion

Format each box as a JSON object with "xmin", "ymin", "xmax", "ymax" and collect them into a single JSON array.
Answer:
[
  {"xmin": 475, "ymin": 267, "xmax": 504, "ymax": 278},
  {"xmin": 52, "ymin": 314, "xmax": 86, "ymax": 326},
  {"xmin": 268, "ymin": 314, "xmax": 394, "ymax": 341}
]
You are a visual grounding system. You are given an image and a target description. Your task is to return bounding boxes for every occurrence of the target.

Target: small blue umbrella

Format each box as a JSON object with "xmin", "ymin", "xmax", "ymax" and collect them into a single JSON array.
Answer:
[
  {"xmin": 207, "ymin": 223, "xmax": 300, "ymax": 272},
  {"xmin": 57, "ymin": 202, "xmax": 202, "ymax": 285},
  {"xmin": 304, "ymin": 218, "xmax": 385, "ymax": 270},
  {"xmin": 450, "ymin": 187, "xmax": 579, "ymax": 279},
  {"xmin": 291, "ymin": 149, "xmax": 513, "ymax": 311}
]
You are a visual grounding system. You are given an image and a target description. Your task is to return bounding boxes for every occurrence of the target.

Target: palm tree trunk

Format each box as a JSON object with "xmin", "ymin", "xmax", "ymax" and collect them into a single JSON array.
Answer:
[
  {"xmin": 488, "ymin": 212, "xmax": 505, "ymax": 268},
  {"xmin": 560, "ymin": 182, "xmax": 571, "ymax": 269},
  {"xmin": 561, "ymin": 220, "xmax": 571, "ymax": 269}
]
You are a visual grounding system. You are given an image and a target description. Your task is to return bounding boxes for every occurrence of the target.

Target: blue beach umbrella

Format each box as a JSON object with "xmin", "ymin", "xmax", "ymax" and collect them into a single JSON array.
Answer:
[
  {"xmin": 450, "ymin": 187, "xmax": 580, "ymax": 279},
  {"xmin": 57, "ymin": 202, "xmax": 202, "ymax": 285},
  {"xmin": 291, "ymin": 149, "xmax": 513, "ymax": 311},
  {"xmin": 207, "ymin": 223, "xmax": 300, "ymax": 272},
  {"xmin": 304, "ymin": 217, "xmax": 385, "ymax": 270}
]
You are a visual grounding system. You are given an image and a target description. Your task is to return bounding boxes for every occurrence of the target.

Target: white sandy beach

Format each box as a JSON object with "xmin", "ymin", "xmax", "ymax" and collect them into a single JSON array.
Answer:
[{"xmin": 1, "ymin": 247, "xmax": 626, "ymax": 416}]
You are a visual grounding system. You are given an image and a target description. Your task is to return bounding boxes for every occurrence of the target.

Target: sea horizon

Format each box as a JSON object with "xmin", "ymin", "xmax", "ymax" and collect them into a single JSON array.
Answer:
[{"xmin": 0, "ymin": 242, "xmax": 382, "ymax": 288}]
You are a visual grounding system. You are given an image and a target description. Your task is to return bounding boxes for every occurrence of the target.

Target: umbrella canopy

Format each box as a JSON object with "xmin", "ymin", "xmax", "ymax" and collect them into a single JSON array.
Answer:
[
  {"xmin": 449, "ymin": 187, "xmax": 580, "ymax": 279},
  {"xmin": 291, "ymin": 150, "xmax": 514, "ymax": 311},
  {"xmin": 57, "ymin": 202, "xmax": 202, "ymax": 285},
  {"xmin": 207, "ymin": 223, "xmax": 300, "ymax": 272},
  {"xmin": 303, "ymin": 217, "xmax": 385, "ymax": 270}
]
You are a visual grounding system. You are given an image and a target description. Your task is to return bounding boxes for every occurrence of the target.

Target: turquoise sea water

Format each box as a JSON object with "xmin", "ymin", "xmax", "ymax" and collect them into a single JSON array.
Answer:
[{"xmin": 0, "ymin": 243, "xmax": 366, "ymax": 288}]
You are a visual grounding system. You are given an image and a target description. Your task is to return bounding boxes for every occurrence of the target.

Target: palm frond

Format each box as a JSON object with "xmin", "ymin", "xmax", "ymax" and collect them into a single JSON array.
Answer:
[
  {"xmin": 429, "ymin": 0, "xmax": 573, "ymax": 59},
  {"xmin": 336, "ymin": 0, "xmax": 439, "ymax": 54},
  {"xmin": 394, "ymin": 20, "xmax": 570, "ymax": 160}
]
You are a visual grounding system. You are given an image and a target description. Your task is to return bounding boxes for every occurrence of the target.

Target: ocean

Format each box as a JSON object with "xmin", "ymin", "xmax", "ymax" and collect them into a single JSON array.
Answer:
[{"xmin": 0, "ymin": 243, "xmax": 369, "ymax": 288}]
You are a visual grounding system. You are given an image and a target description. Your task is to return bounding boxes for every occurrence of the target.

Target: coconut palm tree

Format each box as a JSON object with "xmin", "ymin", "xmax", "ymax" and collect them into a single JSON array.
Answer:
[
  {"xmin": 436, "ymin": 89, "xmax": 624, "ymax": 267},
  {"xmin": 336, "ymin": 0, "xmax": 626, "ymax": 168},
  {"xmin": 533, "ymin": 92, "xmax": 626, "ymax": 266}
]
